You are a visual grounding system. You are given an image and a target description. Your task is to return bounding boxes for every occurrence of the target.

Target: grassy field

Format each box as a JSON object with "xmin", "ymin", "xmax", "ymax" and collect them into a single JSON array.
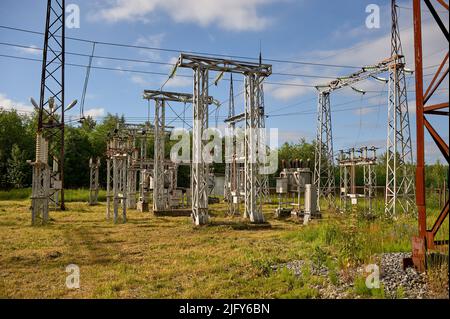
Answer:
[{"xmin": 0, "ymin": 191, "xmax": 447, "ymax": 298}]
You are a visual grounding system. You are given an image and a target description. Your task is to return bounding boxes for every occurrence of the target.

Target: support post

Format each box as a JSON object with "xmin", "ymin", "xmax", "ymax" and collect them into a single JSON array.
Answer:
[
  {"xmin": 191, "ymin": 67, "xmax": 210, "ymax": 225},
  {"xmin": 244, "ymin": 74, "xmax": 265, "ymax": 223}
]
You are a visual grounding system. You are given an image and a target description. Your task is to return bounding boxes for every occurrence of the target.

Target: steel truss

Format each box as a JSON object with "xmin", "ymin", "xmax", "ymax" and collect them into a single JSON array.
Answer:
[
  {"xmin": 385, "ymin": 0, "xmax": 416, "ymax": 218},
  {"xmin": 31, "ymin": 0, "xmax": 66, "ymax": 224},
  {"xmin": 314, "ymin": 58, "xmax": 393, "ymax": 211},
  {"xmin": 89, "ymin": 157, "xmax": 100, "ymax": 205},
  {"xmin": 337, "ymin": 147, "xmax": 378, "ymax": 216},
  {"xmin": 224, "ymin": 75, "xmax": 237, "ymax": 215},
  {"xmin": 178, "ymin": 54, "xmax": 272, "ymax": 224},
  {"xmin": 410, "ymin": 0, "xmax": 449, "ymax": 272},
  {"xmin": 314, "ymin": 92, "xmax": 335, "ymax": 211},
  {"xmin": 143, "ymin": 90, "xmax": 196, "ymax": 213}
]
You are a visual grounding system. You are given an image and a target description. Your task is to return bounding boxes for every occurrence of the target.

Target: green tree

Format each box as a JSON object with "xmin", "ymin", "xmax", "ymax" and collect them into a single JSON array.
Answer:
[
  {"xmin": 7, "ymin": 144, "xmax": 29, "ymax": 188},
  {"xmin": 0, "ymin": 109, "xmax": 34, "ymax": 188}
]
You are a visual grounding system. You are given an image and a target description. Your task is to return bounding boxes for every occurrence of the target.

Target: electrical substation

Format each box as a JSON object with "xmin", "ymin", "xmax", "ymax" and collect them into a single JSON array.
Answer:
[{"xmin": 0, "ymin": 0, "xmax": 448, "ymax": 299}]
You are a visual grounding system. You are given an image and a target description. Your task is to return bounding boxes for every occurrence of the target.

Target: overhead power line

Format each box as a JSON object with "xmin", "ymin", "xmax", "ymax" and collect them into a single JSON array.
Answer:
[
  {"xmin": 0, "ymin": 24, "xmax": 365, "ymax": 69},
  {"xmin": 0, "ymin": 53, "xmax": 321, "ymax": 88}
]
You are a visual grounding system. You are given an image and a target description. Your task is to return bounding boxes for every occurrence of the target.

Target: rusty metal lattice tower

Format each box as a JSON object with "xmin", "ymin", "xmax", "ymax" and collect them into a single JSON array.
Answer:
[
  {"xmin": 385, "ymin": 0, "xmax": 416, "ymax": 218},
  {"xmin": 410, "ymin": 0, "xmax": 449, "ymax": 272}
]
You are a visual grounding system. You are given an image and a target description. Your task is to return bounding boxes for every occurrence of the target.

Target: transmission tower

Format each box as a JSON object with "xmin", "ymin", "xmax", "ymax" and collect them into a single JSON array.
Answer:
[
  {"xmin": 31, "ymin": 0, "xmax": 68, "ymax": 224},
  {"xmin": 385, "ymin": 0, "xmax": 416, "ymax": 217},
  {"xmin": 313, "ymin": 91, "xmax": 335, "ymax": 211}
]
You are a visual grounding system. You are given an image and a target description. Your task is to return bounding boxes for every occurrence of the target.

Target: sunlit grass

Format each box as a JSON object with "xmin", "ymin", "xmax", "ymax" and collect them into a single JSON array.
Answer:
[{"xmin": 0, "ymin": 192, "xmax": 447, "ymax": 299}]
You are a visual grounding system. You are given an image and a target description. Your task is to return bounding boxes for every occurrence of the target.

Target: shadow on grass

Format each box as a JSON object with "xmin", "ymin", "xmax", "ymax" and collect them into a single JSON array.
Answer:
[{"xmin": 207, "ymin": 220, "xmax": 273, "ymax": 231}]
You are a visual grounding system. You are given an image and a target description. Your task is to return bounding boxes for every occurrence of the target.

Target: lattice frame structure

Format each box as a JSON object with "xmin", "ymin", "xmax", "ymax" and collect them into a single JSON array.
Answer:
[
  {"xmin": 177, "ymin": 54, "xmax": 272, "ymax": 225},
  {"xmin": 385, "ymin": 0, "xmax": 416, "ymax": 218},
  {"xmin": 314, "ymin": 56, "xmax": 394, "ymax": 212},
  {"xmin": 314, "ymin": 92, "xmax": 335, "ymax": 212},
  {"xmin": 338, "ymin": 147, "xmax": 378, "ymax": 216},
  {"xmin": 89, "ymin": 157, "xmax": 100, "ymax": 205},
  {"xmin": 410, "ymin": 0, "xmax": 449, "ymax": 272},
  {"xmin": 37, "ymin": 0, "xmax": 66, "ymax": 210}
]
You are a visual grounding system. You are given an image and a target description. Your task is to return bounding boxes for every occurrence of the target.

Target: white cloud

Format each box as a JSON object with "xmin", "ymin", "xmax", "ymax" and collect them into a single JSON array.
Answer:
[
  {"xmin": 131, "ymin": 74, "xmax": 191, "ymax": 90},
  {"xmin": 131, "ymin": 75, "xmax": 151, "ymax": 86},
  {"xmin": 90, "ymin": 0, "xmax": 274, "ymax": 31},
  {"xmin": 15, "ymin": 45, "xmax": 41, "ymax": 56},
  {"xmin": 135, "ymin": 33, "xmax": 166, "ymax": 60},
  {"xmin": 0, "ymin": 93, "xmax": 33, "ymax": 113},
  {"xmin": 84, "ymin": 107, "xmax": 106, "ymax": 117},
  {"xmin": 268, "ymin": 15, "xmax": 448, "ymax": 102},
  {"xmin": 265, "ymin": 79, "xmax": 311, "ymax": 101},
  {"xmin": 164, "ymin": 76, "xmax": 192, "ymax": 89}
]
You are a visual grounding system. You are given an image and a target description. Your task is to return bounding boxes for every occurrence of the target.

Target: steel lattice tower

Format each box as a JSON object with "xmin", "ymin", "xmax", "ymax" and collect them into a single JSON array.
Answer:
[
  {"xmin": 224, "ymin": 75, "xmax": 236, "ymax": 213},
  {"xmin": 313, "ymin": 92, "xmax": 335, "ymax": 211},
  {"xmin": 31, "ymin": 0, "xmax": 66, "ymax": 224},
  {"xmin": 385, "ymin": 0, "xmax": 416, "ymax": 217},
  {"xmin": 38, "ymin": 0, "xmax": 66, "ymax": 210}
]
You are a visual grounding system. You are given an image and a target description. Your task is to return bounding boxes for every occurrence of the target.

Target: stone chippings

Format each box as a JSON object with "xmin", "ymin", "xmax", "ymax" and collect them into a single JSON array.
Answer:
[
  {"xmin": 272, "ymin": 252, "xmax": 445, "ymax": 299},
  {"xmin": 380, "ymin": 252, "xmax": 428, "ymax": 299}
]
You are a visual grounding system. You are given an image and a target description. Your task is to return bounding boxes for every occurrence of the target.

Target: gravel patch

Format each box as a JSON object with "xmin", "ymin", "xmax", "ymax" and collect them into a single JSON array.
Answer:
[
  {"xmin": 273, "ymin": 252, "xmax": 441, "ymax": 299},
  {"xmin": 380, "ymin": 252, "xmax": 428, "ymax": 299}
]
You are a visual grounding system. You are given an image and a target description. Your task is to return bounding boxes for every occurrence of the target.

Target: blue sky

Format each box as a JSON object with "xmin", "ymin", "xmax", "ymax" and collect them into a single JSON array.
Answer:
[{"xmin": 0, "ymin": 0, "xmax": 448, "ymax": 163}]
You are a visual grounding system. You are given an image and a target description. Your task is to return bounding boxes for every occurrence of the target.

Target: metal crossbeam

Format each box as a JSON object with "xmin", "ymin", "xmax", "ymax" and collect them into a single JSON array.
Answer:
[
  {"xmin": 316, "ymin": 58, "xmax": 392, "ymax": 94},
  {"xmin": 177, "ymin": 54, "xmax": 272, "ymax": 75}
]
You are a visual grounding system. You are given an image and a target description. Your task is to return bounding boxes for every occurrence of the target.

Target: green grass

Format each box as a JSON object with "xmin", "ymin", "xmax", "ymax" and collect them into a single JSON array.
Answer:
[
  {"xmin": 0, "ymin": 192, "xmax": 447, "ymax": 299},
  {"xmin": 0, "ymin": 188, "xmax": 107, "ymax": 202}
]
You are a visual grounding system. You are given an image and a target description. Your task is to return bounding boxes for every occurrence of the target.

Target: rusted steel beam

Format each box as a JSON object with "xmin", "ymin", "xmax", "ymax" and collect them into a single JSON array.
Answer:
[
  {"xmin": 436, "ymin": 0, "xmax": 449, "ymax": 10},
  {"xmin": 424, "ymin": 118, "xmax": 450, "ymax": 161},
  {"xmin": 430, "ymin": 201, "xmax": 449, "ymax": 237},
  {"xmin": 424, "ymin": 66, "xmax": 449, "ymax": 104},
  {"xmin": 423, "ymin": 53, "xmax": 448, "ymax": 102},
  {"xmin": 413, "ymin": 0, "xmax": 427, "ymax": 239},
  {"xmin": 423, "ymin": 102, "xmax": 449, "ymax": 112},
  {"xmin": 424, "ymin": 0, "xmax": 449, "ymax": 41}
]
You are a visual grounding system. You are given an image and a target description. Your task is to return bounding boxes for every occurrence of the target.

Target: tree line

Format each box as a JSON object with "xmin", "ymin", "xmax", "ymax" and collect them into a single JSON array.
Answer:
[{"xmin": 0, "ymin": 109, "xmax": 448, "ymax": 191}]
